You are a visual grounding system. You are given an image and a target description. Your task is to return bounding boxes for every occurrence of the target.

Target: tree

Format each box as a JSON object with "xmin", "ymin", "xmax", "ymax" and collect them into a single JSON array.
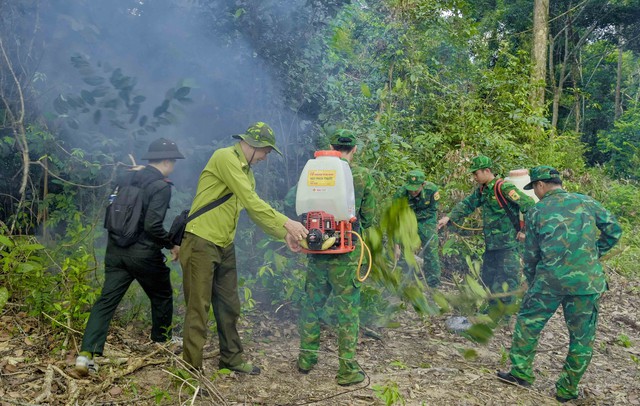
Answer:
[{"xmin": 531, "ymin": 0, "xmax": 549, "ymax": 115}]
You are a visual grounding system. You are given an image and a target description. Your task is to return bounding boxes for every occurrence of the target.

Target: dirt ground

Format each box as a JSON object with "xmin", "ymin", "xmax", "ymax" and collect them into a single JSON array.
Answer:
[{"xmin": 1, "ymin": 271, "xmax": 639, "ymax": 406}]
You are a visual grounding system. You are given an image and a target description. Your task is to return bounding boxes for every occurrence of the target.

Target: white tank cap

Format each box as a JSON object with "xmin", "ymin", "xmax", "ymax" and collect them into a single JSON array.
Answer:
[{"xmin": 508, "ymin": 169, "xmax": 529, "ymax": 177}]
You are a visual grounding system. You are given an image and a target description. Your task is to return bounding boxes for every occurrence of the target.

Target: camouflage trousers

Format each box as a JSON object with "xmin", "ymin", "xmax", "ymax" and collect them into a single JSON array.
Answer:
[
  {"xmin": 298, "ymin": 252, "xmax": 361, "ymax": 379},
  {"xmin": 509, "ymin": 291, "xmax": 600, "ymax": 399},
  {"xmin": 418, "ymin": 224, "xmax": 440, "ymax": 288},
  {"xmin": 481, "ymin": 247, "xmax": 522, "ymax": 306}
]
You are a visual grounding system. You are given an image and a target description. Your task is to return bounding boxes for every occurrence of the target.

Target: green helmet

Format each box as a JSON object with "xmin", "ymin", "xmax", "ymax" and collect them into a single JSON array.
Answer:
[
  {"xmin": 468, "ymin": 155, "xmax": 492, "ymax": 173},
  {"xmin": 405, "ymin": 169, "xmax": 426, "ymax": 191},
  {"xmin": 524, "ymin": 165, "xmax": 561, "ymax": 190},
  {"xmin": 232, "ymin": 122, "xmax": 282, "ymax": 156},
  {"xmin": 329, "ymin": 129, "xmax": 357, "ymax": 148}
]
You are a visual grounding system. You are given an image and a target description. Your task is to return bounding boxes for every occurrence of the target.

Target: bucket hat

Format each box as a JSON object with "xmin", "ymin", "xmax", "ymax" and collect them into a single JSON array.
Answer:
[
  {"xmin": 141, "ymin": 138, "xmax": 185, "ymax": 160},
  {"xmin": 232, "ymin": 122, "xmax": 282, "ymax": 155}
]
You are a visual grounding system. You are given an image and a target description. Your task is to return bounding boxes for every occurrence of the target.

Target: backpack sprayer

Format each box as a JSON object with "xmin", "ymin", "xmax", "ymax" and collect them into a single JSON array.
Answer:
[{"xmin": 295, "ymin": 151, "xmax": 372, "ymax": 281}]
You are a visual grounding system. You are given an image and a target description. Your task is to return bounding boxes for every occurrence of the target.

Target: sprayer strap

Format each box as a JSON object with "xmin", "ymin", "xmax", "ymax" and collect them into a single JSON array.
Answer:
[{"xmin": 494, "ymin": 179, "xmax": 521, "ymax": 232}]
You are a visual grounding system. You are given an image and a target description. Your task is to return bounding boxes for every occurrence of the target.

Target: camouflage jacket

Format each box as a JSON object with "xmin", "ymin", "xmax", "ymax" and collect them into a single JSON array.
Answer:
[
  {"xmin": 523, "ymin": 188, "xmax": 622, "ymax": 295},
  {"xmin": 349, "ymin": 164, "xmax": 376, "ymax": 230},
  {"xmin": 449, "ymin": 178, "xmax": 535, "ymax": 250},
  {"xmin": 393, "ymin": 182, "xmax": 439, "ymax": 226}
]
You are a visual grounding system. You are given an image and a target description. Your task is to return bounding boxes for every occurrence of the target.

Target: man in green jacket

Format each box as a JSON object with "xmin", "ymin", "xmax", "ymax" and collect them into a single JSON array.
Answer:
[
  {"xmin": 437, "ymin": 155, "xmax": 535, "ymax": 307},
  {"xmin": 297, "ymin": 129, "xmax": 376, "ymax": 386},
  {"xmin": 497, "ymin": 166, "xmax": 622, "ymax": 403},
  {"xmin": 394, "ymin": 169, "xmax": 441, "ymax": 288},
  {"xmin": 180, "ymin": 122, "xmax": 308, "ymax": 374}
]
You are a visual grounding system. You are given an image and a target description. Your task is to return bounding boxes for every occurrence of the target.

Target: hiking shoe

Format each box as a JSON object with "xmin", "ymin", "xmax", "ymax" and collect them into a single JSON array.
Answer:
[
  {"xmin": 74, "ymin": 354, "xmax": 97, "ymax": 376},
  {"xmin": 297, "ymin": 360, "xmax": 314, "ymax": 374},
  {"xmin": 336, "ymin": 370, "xmax": 366, "ymax": 386},
  {"xmin": 496, "ymin": 371, "xmax": 531, "ymax": 388},
  {"xmin": 555, "ymin": 395, "xmax": 578, "ymax": 403},
  {"xmin": 297, "ymin": 356, "xmax": 317, "ymax": 374},
  {"xmin": 221, "ymin": 362, "xmax": 261, "ymax": 375}
]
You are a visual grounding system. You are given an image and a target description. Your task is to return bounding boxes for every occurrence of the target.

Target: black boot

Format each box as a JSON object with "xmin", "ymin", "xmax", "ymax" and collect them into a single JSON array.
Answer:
[{"xmin": 496, "ymin": 370, "xmax": 531, "ymax": 387}]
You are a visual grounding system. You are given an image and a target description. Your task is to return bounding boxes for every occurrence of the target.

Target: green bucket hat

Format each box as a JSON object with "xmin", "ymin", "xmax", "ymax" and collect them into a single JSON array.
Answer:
[
  {"xmin": 523, "ymin": 165, "xmax": 561, "ymax": 190},
  {"xmin": 405, "ymin": 169, "xmax": 426, "ymax": 192},
  {"xmin": 232, "ymin": 122, "xmax": 282, "ymax": 156},
  {"xmin": 329, "ymin": 129, "xmax": 357, "ymax": 148},
  {"xmin": 468, "ymin": 155, "xmax": 493, "ymax": 173}
]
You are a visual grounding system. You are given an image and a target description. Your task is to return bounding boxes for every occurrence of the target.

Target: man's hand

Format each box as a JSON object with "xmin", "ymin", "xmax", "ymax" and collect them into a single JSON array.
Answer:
[
  {"xmin": 170, "ymin": 245, "xmax": 180, "ymax": 262},
  {"xmin": 284, "ymin": 219, "xmax": 309, "ymax": 241},
  {"xmin": 285, "ymin": 233, "xmax": 302, "ymax": 252},
  {"xmin": 437, "ymin": 216, "xmax": 450, "ymax": 230},
  {"xmin": 516, "ymin": 231, "xmax": 526, "ymax": 242}
]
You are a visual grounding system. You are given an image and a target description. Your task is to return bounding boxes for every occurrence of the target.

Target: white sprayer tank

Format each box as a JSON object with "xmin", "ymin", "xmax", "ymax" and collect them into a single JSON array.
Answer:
[
  {"xmin": 296, "ymin": 150, "xmax": 356, "ymax": 221},
  {"xmin": 505, "ymin": 169, "xmax": 539, "ymax": 203}
]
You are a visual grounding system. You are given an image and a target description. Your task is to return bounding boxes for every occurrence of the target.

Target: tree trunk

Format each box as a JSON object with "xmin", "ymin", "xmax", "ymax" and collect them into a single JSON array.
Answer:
[
  {"xmin": 551, "ymin": 28, "xmax": 569, "ymax": 130},
  {"xmin": 615, "ymin": 45, "xmax": 623, "ymax": 120},
  {"xmin": 531, "ymin": 0, "xmax": 550, "ymax": 113},
  {"xmin": 572, "ymin": 50, "xmax": 582, "ymax": 133}
]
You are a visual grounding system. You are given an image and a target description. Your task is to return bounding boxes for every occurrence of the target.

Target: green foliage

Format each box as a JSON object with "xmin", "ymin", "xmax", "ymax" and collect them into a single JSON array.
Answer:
[
  {"xmin": 459, "ymin": 347, "xmax": 478, "ymax": 361},
  {"xmin": 597, "ymin": 108, "xmax": 640, "ymax": 180},
  {"xmin": 616, "ymin": 334, "xmax": 633, "ymax": 348},
  {"xmin": 0, "ymin": 287, "xmax": 8, "ymax": 312},
  {"xmin": 567, "ymin": 168, "xmax": 640, "ymax": 278},
  {"xmin": 389, "ymin": 360, "xmax": 408, "ymax": 369},
  {"xmin": 372, "ymin": 380, "xmax": 406, "ymax": 406},
  {"xmin": 0, "ymin": 234, "xmax": 50, "ymax": 315},
  {"xmin": 150, "ymin": 386, "xmax": 171, "ymax": 404},
  {"xmin": 54, "ymin": 246, "xmax": 99, "ymax": 327}
]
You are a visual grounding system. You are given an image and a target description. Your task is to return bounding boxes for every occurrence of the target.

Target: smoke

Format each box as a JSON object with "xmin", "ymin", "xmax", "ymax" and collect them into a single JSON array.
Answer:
[{"xmin": 34, "ymin": 0, "xmax": 313, "ymax": 188}]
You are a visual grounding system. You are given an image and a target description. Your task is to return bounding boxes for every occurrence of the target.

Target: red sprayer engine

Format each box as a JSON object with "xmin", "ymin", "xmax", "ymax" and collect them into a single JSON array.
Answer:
[{"xmin": 300, "ymin": 211, "xmax": 356, "ymax": 254}]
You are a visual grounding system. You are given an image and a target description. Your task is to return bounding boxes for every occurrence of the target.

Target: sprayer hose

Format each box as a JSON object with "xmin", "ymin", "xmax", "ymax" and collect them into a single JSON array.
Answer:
[
  {"xmin": 349, "ymin": 231, "xmax": 372, "ymax": 282},
  {"xmin": 450, "ymin": 219, "xmax": 483, "ymax": 231}
]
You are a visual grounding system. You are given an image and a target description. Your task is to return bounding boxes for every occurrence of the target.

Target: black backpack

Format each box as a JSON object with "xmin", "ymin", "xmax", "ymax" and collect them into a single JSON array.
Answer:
[{"xmin": 104, "ymin": 175, "xmax": 161, "ymax": 247}]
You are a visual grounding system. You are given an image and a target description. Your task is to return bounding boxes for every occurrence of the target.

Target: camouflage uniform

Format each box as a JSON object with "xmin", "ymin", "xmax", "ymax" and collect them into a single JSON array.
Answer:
[
  {"xmin": 394, "ymin": 170, "xmax": 441, "ymax": 287},
  {"xmin": 506, "ymin": 166, "xmax": 622, "ymax": 401},
  {"xmin": 448, "ymin": 156, "xmax": 535, "ymax": 305},
  {"xmin": 298, "ymin": 130, "xmax": 376, "ymax": 385}
]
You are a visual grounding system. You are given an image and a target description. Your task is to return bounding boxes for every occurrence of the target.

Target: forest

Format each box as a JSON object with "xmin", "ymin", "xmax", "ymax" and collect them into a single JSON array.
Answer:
[{"xmin": 1, "ymin": 0, "xmax": 639, "ymax": 405}]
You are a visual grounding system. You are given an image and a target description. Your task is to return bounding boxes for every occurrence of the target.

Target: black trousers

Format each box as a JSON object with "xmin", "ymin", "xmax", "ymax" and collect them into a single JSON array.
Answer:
[{"xmin": 81, "ymin": 249, "xmax": 173, "ymax": 355}]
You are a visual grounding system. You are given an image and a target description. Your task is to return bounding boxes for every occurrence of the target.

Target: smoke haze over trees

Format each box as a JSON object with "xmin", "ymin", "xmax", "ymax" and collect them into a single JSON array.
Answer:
[{"xmin": 1, "ymin": 2, "xmax": 639, "ymax": 403}]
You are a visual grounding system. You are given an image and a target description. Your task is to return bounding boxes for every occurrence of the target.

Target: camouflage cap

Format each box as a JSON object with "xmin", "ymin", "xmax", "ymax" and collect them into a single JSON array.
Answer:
[
  {"xmin": 468, "ymin": 155, "xmax": 493, "ymax": 173},
  {"xmin": 329, "ymin": 129, "xmax": 357, "ymax": 148},
  {"xmin": 405, "ymin": 169, "xmax": 426, "ymax": 192},
  {"xmin": 232, "ymin": 122, "xmax": 282, "ymax": 156},
  {"xmin": 141, "ymin": 137, "xmax": 185, "ymax": 160},
  {"xmin": 523, "ymin": 165, "xmax": 561, "ymax": 190}
]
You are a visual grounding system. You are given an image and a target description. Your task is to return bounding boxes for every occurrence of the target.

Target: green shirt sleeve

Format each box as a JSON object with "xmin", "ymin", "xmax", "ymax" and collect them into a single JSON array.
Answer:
[
  {"xmin": 586, "ymin": 196, "xmax": 623, "ymax": 257},
  {"xmin": 523, "ymin": 209, "xmax": 540, "ymax": 285},
  {"xmin": 500, "ymin": 181, "xmax": 535, "ymax": 214},
  {"xmin": 352, "ymin": 165, "xmax": 376, "ymax": 230},
  {"xmin": 186, "ymin": 144, "xmax": 288, "ymax": 246},
  {"xmin": 449, "ymin": 187, "xmax": 482, "ymax": 224}
]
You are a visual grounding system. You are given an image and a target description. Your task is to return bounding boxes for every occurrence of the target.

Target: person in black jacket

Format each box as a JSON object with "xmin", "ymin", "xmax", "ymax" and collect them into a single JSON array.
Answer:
[{"xmin": 74, "ymin": 138, "xmax": 184, "ymax": 376}]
